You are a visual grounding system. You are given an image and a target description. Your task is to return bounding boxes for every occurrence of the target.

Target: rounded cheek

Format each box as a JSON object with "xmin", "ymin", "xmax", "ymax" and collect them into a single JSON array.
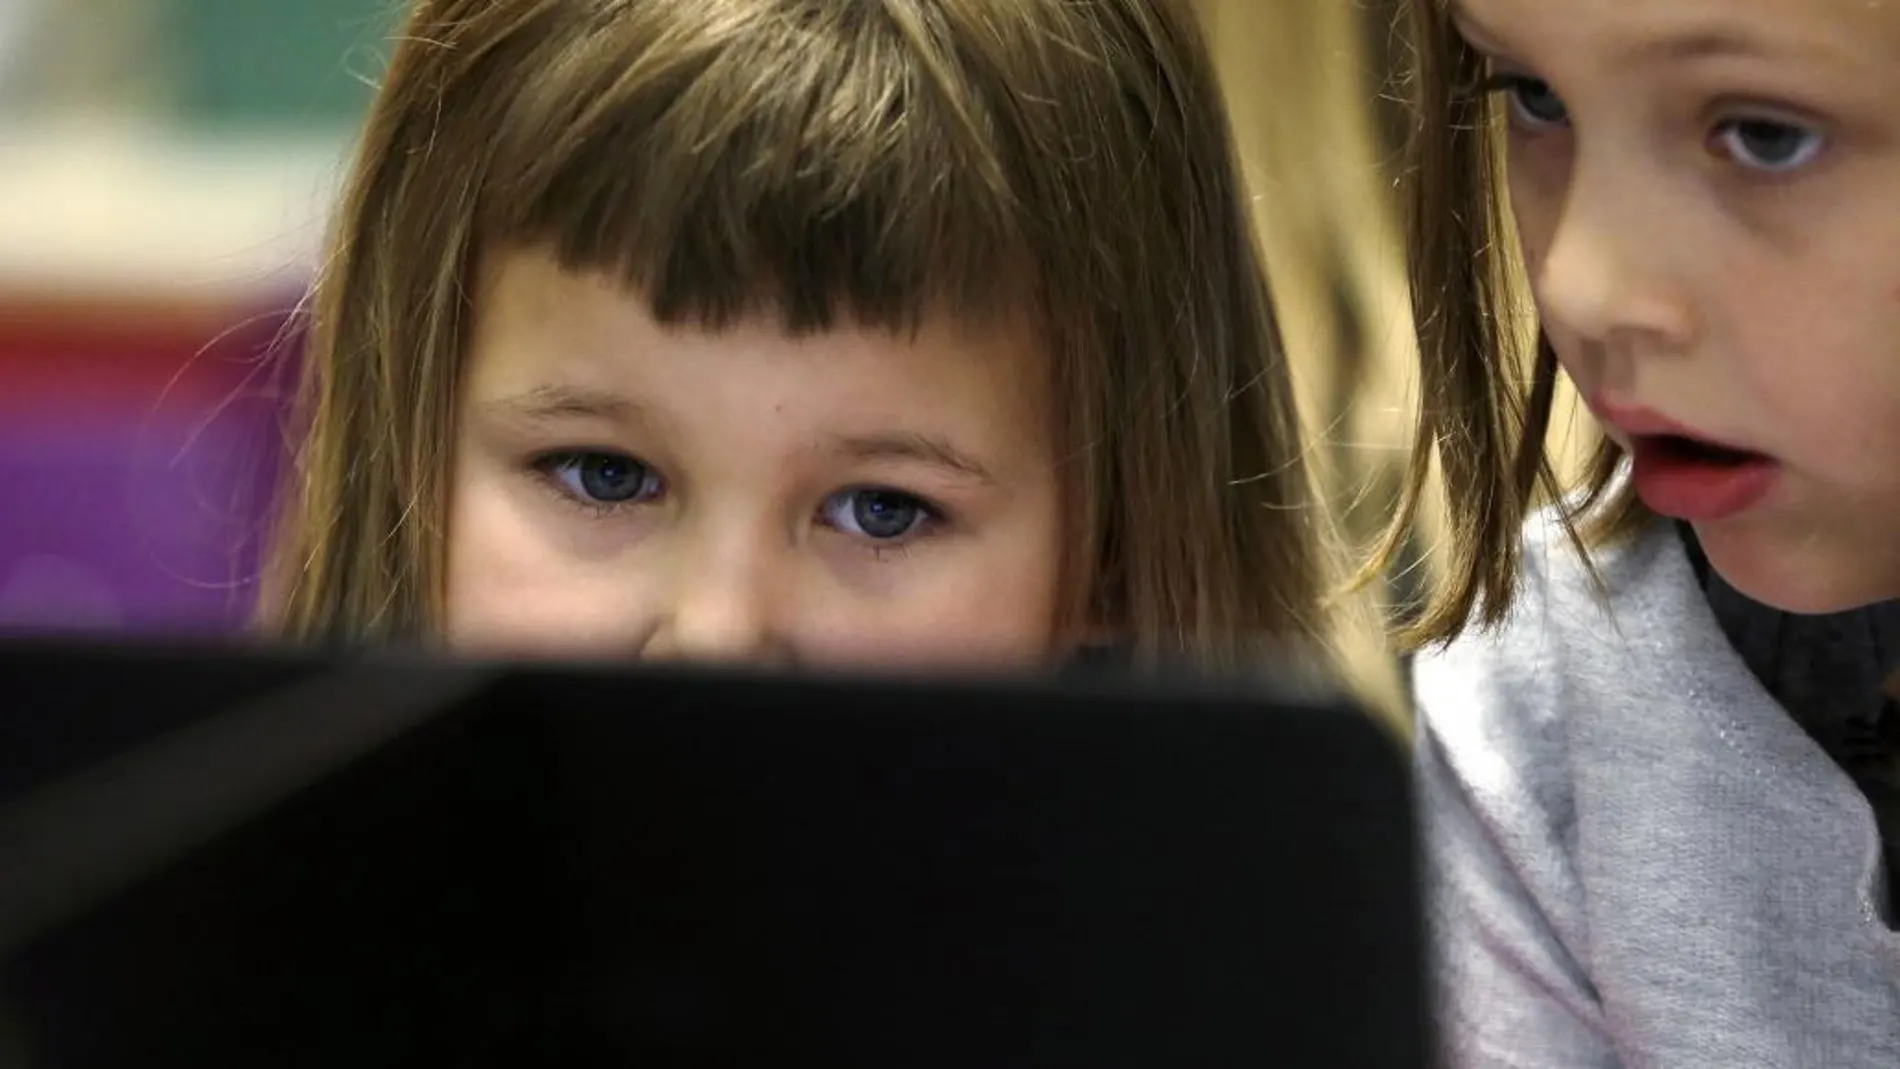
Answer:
[
  {"xmin": 445, "ymin": 589, "xmax": 644, "ymax": 656},
  {"xmin": 444, "ymin": 486, "xmax": 651, "ymax": 656},
  {"xmin": 807, "ymin": 585, "xmax": 1061, "ymax": 668},
  {"xmin": 799, "ymin": 532, "xmax": 1065, "ymax": 669},
  {"xmin": 1506, "ymin": 166, "xmax": 1555, "ymax": 270},
  {"xmin": 1752, "ymin": 297, "xmax": 1900, "ymax": 484}
]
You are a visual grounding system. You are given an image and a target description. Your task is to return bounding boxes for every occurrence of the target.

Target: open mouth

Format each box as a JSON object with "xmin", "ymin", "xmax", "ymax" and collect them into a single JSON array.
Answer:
[
  {"xmin": 1621, "ymin": 423, "xmax": 1781, "ymax": 521},
  {"xmin": 1637, "ymin": 433, "xmax": 1765, "ymax": 467}
]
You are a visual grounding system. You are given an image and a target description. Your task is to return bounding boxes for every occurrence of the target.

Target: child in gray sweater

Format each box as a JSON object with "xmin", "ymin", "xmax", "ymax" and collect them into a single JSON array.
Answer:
[
  {"xmin": 1415, "ymin": 513, "xmax": 1900, "ymax": 1065},
  {"xmin": 1383, "ymin": 0, "xmax": 1900, "ymax": 1063}
]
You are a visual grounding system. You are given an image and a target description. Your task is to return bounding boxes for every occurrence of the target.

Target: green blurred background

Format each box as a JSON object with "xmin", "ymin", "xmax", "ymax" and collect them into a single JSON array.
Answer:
[
  {"xmin": 0, "ymin": 0, "xmax": 393, "ymax": 129},
  {"xmin": 167, "ymin": 0, "xmax": 390, "ymax": 127}
]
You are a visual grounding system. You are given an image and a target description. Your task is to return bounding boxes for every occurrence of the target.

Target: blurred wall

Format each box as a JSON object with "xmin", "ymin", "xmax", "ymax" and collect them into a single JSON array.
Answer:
[
  {"xmin": 0, "ymin": 0, "xmax": 385, "ymax": 634},
  {"xmin": 1194, "ymin": 0, "xmax": 1436, "ymax": 604}
]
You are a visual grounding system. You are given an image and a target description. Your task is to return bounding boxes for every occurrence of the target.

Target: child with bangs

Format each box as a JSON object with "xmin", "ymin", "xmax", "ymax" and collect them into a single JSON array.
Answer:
[{"xmin": 266, "ymin": 0, "xmax": 1379, "ymax": 687}]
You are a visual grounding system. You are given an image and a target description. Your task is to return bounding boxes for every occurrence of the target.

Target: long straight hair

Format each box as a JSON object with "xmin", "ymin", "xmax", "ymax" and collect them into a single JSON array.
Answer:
[
  {"xmin": 265, "ymin": 0, "xmax": 1351, "ymax": 676},
  {"xmin": 1370, "ymin": 0, "xmax": 1643, "ymax": 647},
  {"xmin": 1193, "ymin": 0, "xmax": 1415, "ymax": 712}
]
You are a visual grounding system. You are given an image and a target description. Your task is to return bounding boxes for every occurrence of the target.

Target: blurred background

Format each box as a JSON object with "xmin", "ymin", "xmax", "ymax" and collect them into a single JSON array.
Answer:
[
  {"xmin": 0, "ymin": 0, "xmax": 387, "ymax": 633},
  {"xmin": 0, "ymin": 0, "xmax": 1445, "ymax": 638}
]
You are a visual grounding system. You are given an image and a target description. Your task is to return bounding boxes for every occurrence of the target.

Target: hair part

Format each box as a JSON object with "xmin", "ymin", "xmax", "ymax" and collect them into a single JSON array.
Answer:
[{"xmin": 267, "ymin": 0, "xmax": 1336, "ymax": 673}]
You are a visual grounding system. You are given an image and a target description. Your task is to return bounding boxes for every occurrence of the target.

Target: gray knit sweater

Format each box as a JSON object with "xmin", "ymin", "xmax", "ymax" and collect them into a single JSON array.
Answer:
[{"xmin": 1413, "ymin": 513, "xmax": 1900, "ymax": 1066}]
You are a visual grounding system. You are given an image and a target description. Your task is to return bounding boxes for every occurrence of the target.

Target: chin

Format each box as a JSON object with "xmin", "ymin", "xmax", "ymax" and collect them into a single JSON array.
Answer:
[{"xmin": 1691, "ymin": 522, "xmax": 1900, "ymax": 616}]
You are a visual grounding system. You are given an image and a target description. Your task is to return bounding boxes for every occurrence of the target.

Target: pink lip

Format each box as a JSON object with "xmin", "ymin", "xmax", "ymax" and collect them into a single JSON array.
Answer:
[
  {"xmin": 1589, "ymin": 397, "xmax": 1751, "ymax": 453},
  {"xmin": 1589, "ymin": 395, "xmax": 1780, "ymax": 522}
]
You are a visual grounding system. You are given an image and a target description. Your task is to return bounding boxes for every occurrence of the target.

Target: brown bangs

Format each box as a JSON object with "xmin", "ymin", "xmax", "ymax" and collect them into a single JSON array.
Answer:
[
  {"xmin": 460, "ymin": 1, "xmax": 1041, "ymax": 334},
  {"xmin": 270, "ymin": 0, "xmax": 1353, "ymax": 676}
]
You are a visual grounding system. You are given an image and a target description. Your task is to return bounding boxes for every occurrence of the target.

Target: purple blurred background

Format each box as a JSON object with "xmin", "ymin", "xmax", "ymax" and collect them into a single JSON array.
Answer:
[
  {"xmin": 0, "ymin": 1, "xmax": 365, "ymax": 638},
  {"xmin": 0, "ymin": 300, "xmax": 301, "ymax": 635}
]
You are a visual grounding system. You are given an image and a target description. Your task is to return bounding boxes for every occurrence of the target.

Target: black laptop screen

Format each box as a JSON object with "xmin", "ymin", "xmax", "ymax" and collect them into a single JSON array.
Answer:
[{"xmin": 0, "ymin": 644, "xmax": 1421, "ymax": 1067}]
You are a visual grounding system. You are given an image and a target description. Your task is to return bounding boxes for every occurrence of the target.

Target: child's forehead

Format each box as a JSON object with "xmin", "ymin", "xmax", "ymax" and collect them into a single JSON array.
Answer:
[
  {"xmin": 1452, "ymin": 0, "xmax": 1900, "ymax": 62},
  {"xmin": 469, "ymin": 247, "xmax": 1050, "ymax": 389},
  {"xmin": 470, "ymin": 244, "xmax": 1046, "ymax": 350}
]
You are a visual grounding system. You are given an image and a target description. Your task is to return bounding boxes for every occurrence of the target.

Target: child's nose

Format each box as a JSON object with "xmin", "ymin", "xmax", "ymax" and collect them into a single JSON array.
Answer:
[
  {"xmin": 1534, "ymin": 165, "xmax": 1698, "ymax": 354},
  {"xmin": 643, "ymin": 538, "xmax": 789, "ymax": 666}
]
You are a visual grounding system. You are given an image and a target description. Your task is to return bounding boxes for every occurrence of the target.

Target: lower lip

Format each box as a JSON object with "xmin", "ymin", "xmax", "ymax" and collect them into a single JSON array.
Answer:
[{"xmin": 1629, "ymin": 441, "xmax": 1780, "ymax": 522}]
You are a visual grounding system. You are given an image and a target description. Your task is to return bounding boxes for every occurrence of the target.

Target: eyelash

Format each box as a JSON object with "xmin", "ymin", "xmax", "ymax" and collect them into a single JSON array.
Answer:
[
  {"xmin": 1475, "ymin": 71, "xmax": 1830, "ymax": 178},
  {"xmin": 528, "ymin": 450, "xmax": 950, "ymax": 556},
  {"xmin": 532, "ymin": 450, "xmax": 664, "ymax": 518},
  {"xmin": 819, "ymin": 489, "xmax": 947, "ymax": 558},
  {"xmin": 1478, "ymin": 73, "xmax": 1567, "ymax": 131}
]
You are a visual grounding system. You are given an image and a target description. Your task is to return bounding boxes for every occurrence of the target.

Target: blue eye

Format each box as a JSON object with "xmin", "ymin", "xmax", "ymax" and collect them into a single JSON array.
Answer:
[
  {"xmin": 541, "ymin": 451, "xmax": 663, "ymax": 506},
  {"xmin": 821, "ymin": 488, "xmax": 934, "ymax": 542},
  {"xmin": 1713, "ymin": 117, "xmax": 1824, "ymax": 173},
  {"xmin": 1492, "ymin": 74, "xmax": 1568, "ymax": 129}
]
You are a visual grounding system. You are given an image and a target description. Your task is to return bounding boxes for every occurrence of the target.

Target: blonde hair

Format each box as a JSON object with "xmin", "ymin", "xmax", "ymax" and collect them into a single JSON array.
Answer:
[
  {"xmin": 1369, "ymin": 0, "xmax": 1636, "ymax": 648},
  {"xmin": 1195, "ymin": 0, "xmax": 1416, "ymax": 718},
  {"xmin": 268, "ymin": 0, "xmax": 1347, "ymax": 676}
]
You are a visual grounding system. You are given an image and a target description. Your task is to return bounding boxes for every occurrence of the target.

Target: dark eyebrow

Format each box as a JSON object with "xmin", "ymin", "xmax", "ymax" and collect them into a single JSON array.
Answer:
[
  {"xmin": 831, "ymin": 432, "xmax": 995, "ymax": 484},
  {"xmin": 478, "ymin": 383, "xmax": 644, "ymax": 425}
]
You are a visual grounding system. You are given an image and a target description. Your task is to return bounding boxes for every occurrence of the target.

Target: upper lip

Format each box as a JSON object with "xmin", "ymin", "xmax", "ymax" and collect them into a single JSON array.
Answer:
[{"xmin": 1591, "ymin": 397, "xmax": 1751, "ymax": 451}]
